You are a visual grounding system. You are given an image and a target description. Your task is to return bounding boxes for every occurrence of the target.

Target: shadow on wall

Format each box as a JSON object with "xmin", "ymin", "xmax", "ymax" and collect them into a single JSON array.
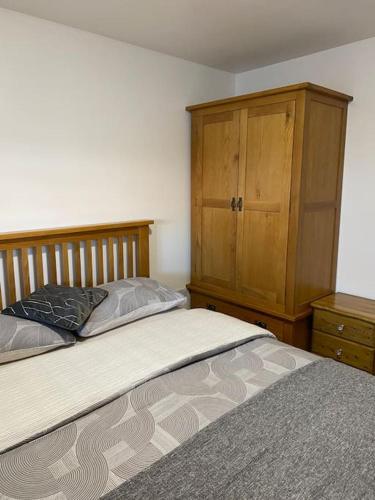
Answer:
[{"xmin": 178, "ymin": 287, "xmax": 190, "ymax": 309}]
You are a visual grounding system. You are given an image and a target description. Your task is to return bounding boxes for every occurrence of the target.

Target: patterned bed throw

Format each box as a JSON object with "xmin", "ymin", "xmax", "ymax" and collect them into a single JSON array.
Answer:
[
  {"xmin": 105, "ymin": 359, "xmax": 375, "ymax": 500},
  {"xmin": 0, "ymin": 308, "xmax": 274, "ymax": 453},
  {"xmin": 0, "ymin": 338, "xmax": 317, "ymax": 499}
]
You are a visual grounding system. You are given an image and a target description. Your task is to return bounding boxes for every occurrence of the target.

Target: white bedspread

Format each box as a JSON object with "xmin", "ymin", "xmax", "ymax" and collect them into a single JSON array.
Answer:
[{"xmin": 0, "ymin": 308, "xmax": 273, "ymax": 453}]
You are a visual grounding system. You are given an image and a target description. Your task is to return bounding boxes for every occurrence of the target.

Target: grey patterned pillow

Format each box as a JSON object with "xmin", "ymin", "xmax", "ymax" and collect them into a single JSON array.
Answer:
[
  {"xmin": 78, "ymin": 278, "xmax": 187, "ymax": 338},
  {"xmin": 0, "ymin": 314, "xmax": 76, "ymax": 364}
]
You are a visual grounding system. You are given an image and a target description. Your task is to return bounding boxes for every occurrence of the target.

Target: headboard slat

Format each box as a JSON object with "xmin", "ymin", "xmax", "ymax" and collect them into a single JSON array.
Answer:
[
  {"xmin": 48, "ymin": 245, "xmax": 57, "ymax": 285},
  {"xmin": 108, "ymin": 238, "xmax": 115, "ymax": 282},
  {"xmin": 21, "ymin": 248, "xmax": 31, "ymax": 296},
  {"xmin": 0, "ymin": 220, "xmax": 153, "ymax": 309},
  {"xmin": 85, "ymin": 241, "xmax": 93, "ymax": 287},
  {"xmin": 118, "ymin": 237, "xmax": 124, "ymax": 280},
  {"xmin": 74, "ymin": 243, "xmax": 82, "ymax": 287},
  {"xmin": 62, "ymin": 243, "xmax": 70, "ymax": 286},
  {"xmin": 97, "ymin": 239, "xmax": 104, "ymax": 285},
  {"xmin": 127, "ymin": 236, "xmax": 134, "ymax": 278},
  {"xmin": 36, "ymin": 246, "xmax": 44, "ymax": 289},
  {"xmin": 6, "ymin": 249, "xmax": 16, "ymax": 304}
]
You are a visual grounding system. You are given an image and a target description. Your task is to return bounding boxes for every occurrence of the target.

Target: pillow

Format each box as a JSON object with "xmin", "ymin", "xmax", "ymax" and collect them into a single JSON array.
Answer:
[
  {"xmin": 78, "ymin": 277, "xmax": 187, "ymax": 337},
  {"xmin": 0, "ymin": 314, "xmax": 75, "ymax": 364},
  {"xmin": 2, "ymin": 284, "xmax": 108, "ymax": 331}
]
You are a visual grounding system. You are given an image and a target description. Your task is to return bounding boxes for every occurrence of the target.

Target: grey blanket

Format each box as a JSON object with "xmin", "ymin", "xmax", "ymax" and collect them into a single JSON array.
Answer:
[{"xmin": 104, "ymin": 359, "xmax": 375, "ymax": 500}]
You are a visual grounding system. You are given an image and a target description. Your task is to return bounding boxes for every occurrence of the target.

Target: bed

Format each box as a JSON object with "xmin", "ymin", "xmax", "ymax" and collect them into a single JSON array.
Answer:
[{"xmin": 0, "ymin": 221, "xmax": 374, "ymax": 500}]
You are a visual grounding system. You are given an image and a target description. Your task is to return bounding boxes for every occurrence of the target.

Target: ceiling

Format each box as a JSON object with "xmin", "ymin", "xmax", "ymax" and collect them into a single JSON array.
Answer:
[{"xmin": 1, "ymin": 0, "xmax": 375, "ymax": 73}]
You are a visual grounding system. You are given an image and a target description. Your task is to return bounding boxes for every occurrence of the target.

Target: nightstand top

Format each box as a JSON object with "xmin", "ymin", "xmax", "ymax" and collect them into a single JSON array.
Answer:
[{"xmin": 312, "ymin": 293, "xmax": 375, "ymax": 324}]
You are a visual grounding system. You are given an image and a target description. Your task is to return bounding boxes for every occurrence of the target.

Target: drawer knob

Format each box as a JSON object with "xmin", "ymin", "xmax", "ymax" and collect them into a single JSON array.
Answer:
[
  {"xmin": 207, "ymin": 304, "xmax": 216, "ymax": 311},
  {"xmin": 335, "ymin": 348, "xmax": 343, "ymax": 359},
  {"xmin": 336, "ymin": 324, "xmax": 345, "ymax": 333}
]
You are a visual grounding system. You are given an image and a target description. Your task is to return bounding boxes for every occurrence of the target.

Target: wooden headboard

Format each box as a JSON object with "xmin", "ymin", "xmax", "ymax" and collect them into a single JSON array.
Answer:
[{"xmin": 0, "ymin": 220, "xmax": 153, "ymax": 310}]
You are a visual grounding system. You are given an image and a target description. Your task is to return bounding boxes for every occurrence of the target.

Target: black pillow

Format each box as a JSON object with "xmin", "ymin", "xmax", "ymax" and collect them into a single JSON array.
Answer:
[{"xmin": 2, "ymin": 284, "xmax": 108, "ymax": 331}]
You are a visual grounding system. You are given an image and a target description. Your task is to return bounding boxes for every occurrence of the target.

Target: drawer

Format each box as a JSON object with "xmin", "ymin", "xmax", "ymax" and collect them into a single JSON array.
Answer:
[
  {"xmin": 313, "ymin": 309, "xmax": 375, "ymax": 347},
  {"xmin": 190, "ymin": 292, "xmax": 284, "ymax": 340},
  {"xmin": 312, "ymin": 330, "xmax": 375, "ymax": 373}
]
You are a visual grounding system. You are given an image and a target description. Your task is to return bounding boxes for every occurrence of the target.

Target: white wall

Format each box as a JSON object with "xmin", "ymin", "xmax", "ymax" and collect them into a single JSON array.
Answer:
[
  {"xmin": 236, "ymin": 38, "xmax": 375, "ymax": 300},
  {"xmin": 0, "ymin": 8, "xmax": 234, "ymax": 290},
  {"xmin": 3, "ymin": 8, "xmax": 373, "ymax": 300}
]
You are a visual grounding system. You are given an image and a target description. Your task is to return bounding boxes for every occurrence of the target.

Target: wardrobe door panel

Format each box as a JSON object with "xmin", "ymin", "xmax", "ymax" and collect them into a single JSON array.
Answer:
[
  {"xmin": 240, "ymin": 211, "xmax": 286, "ymax": 304},
  {"xmin": 237, "ymin": 101, "xmax": 295, "ymax": 309},
  {"xmin": 202, "ymin": 112, "xmax": 239, "ymax": 201},
  {"xmin": 201, "ymin": 207, "xmax": 236, "ymax": 286},
  {"xmin": 192, "ymin": 110, "xmax": 240, "ymax": 289}
]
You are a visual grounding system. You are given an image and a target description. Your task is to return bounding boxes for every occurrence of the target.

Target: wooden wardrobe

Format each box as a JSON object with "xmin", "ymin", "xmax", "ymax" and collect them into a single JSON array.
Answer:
[{"xmin": 187, "ymin": 83, "xmax": 352, "ymax": 349}]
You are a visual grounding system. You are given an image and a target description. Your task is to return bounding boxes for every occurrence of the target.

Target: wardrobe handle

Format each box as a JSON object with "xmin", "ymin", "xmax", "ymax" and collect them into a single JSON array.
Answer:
[
  {"xmin": 230, "ymin": 197, "xmax": 236, "ymax": 211},
  {"xmin": 237, "ymin": 197, "xmax": 243, "ymax": 211}
]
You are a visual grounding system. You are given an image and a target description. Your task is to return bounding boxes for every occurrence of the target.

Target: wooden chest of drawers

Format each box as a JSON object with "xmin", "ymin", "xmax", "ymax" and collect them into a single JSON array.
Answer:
[{"xmin": 311, "ymin": 293, "xmax": 375, "ymax": 374}]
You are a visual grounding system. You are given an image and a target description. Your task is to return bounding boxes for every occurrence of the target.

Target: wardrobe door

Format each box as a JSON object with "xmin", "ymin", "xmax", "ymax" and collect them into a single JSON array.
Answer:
[
  {"xmin": 236, "ymin": 101, "xmax": 295, "ymax": 311},
  {"xmin": 192, "ymin": 110, "xmax": 240, "ymax": 289}
]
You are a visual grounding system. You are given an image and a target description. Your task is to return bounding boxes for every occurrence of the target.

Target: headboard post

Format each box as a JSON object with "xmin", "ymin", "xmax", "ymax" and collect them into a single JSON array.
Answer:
[
  {"xmin": 0, "ymin": 220, "xmax": 153, "ymax": 309},
  {"xmin": 138, "ymin": 225, "xmax": 150, "ymax": 277}
]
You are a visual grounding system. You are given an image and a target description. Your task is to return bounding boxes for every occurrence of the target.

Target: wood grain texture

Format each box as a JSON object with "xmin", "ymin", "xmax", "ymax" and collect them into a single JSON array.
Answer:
[
  {"xmin": 186, "ymin": 82, "xmax": 352, "ymax": 112},
  {"xmin": 190, "ymin": 290, "xmax": 310, "ymax": 350},
  {"xmin": 96, "ymin": 240, "xmax": 104, "ymax": 285},
  {"xmin": 21, "ymin": 247, "xmax": 30, "ymax": 296},
  {"xmin": 108, "ymin": 238, "xmax": 115, "ymax": 282},
  {"xmin": 312, "ymin": 293, "xmax": 375, "ymax": 324},
  {"xmin": 85, "ymin": 241, "xmax": 93, "ymax": 287},
  {"xmin": 312, "ymin": 330, "xmax": 374, "ymax": 373},
  {"xmin": 127, "ymin": 235, "xmax": 134, "ymax": 278},
  {"xmin": 0, "ymin": 221, "xmax": 153, "ymax": 308},
  {"xmin": 190, "ymin": 290, "xmax": 284, "ymax": 339},
  {"xmin": 138, "ymin": 227, "xmax": 150, "ymax": 277},
  {"xmin": 0, "ymin": 220, "xmax": 153, "ymax": 244},
  {"xmin": 187, "ymin": 283, "xmax": 309, "ymax": 322},
  {"xmin": 191, "ymin": 114, "xmax": 203, "ymax": 282},
  {"xmin": 74, "ymin": 243, "xmax": 82, "ymax": 287},
  {"xmin": 296, "ymin": 209, "xmax": 336, "ymax": 304},
  {"xmin": 62, "ymin": 243, "xmax": 70, "ymax": 287},
  {"xmin": 284, "ymin": 91, "xmax": 307, "ymax": 315},
  {"xmin": 48, "ymin": 245, "xmax": 57, "ymax": 285},
  {"xmin": 188, "ymin": 83, "xmax": 351, "ymax": 349},
  {"xmin": 295, "ymin": 94, "xmax": 347, "ymax": 310},
  {"xmin": 314, "ymin": 309, "xmax": 375, "ymax": 347},
  {"xmin": 330, "ymin": 104, "xmax": 348, "ymax": 291},
  {"xmin": 36, "ymin": 246, "xmax": 44, "ymax": 289},
  {"xmin": 117, "ymin": 237, "xmax": 124, "ymax": 279},
  {"xmin": 199, "ymin": 110, "xmax": 240, "ymax": 289},
  {"xmin": 201, "ymin": 207, "xmax": 237, "ymax": 288},
  {"xmin": 6, "ymin": 249, "xmax": 16, "ymax": 304},
  {"xmin": 312, "ymin": 293, "xmax": 375, "ymax": 373},
  {"xmin": 237, "ymin": 100, "xmax": 294, "ymax": 310}
]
